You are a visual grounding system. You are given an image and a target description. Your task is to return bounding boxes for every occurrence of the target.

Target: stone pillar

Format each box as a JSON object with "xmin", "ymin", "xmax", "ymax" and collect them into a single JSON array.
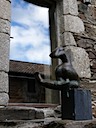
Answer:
[
  {"xmin": 0, "ymin": 0, "xmax": 11, "ymax": 106},
  {"xmin": 55, "ymin": 0, "xmax": 91, "ymax": 79},
  {"xmin": 45, "ymin": 5, "xmax": 60, "ymax": 104}
]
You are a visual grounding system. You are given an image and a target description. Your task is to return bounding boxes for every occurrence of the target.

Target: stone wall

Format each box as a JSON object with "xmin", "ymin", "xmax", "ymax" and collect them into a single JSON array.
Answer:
[
  {"xmin": 76, "ymin": 0, "xmax": 96, "ymax": 80},
  {"xmin": 0, "ymin": 0, "xmax": 11, "ymax": 105},
  {"xmin": 54, "ymin": 0, "xmax": 91, "ymax": 79}
]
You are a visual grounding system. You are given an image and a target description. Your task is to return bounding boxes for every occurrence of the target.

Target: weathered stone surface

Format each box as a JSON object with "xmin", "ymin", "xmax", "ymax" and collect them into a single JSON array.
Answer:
[
  {"xmin": 92, "ymin": 0, "xmax": 96, "ymax": 5},
  {"xmin": 0, "ymin": 72, "xmax": 8, "ymax": 93},
  {"xmin": 84, "ymin": 6, "xmax": 96, "ymax": 25},
  {"xmin": 60, "ymin": 15, "xmax": 84, "ymax": 34},
  {"xmin": 0, "ymin": 93, "xmax": 9, "ymax": 106},
  {"xmin": 77, "ymin": 38, "xmax": 94, "ymax": 49},
  {"xmin": 85, "ymin": 24, "xmax": 96, "ymax": 39},
  {"xmin": 0, "ymin": 0, "xmax": 11, "ymax": 21},
  {"xmin": 64, "ymin": 15, "xmax": 84, "ymax": 33},
  {"xmin": 61, "ymin": 32, "xmax": 77, "ymax": 46},
  {"xmin": 62, "ymin": 0, "xmax": 78, "ymax": 15},
  {"xmin": 64, "ymin": 46, "xmax": 91, "ymax": 78},
  {"xmin": 35, "ymin": 109, "xmax": 44, "ymax": 119},
  {"xmin": 78, "ymin": 0, "xmax": 96, "ymax": 80},
  {"xmin": 0, "ymin": 107, "xmax": 36, "ymax": 120},
  {"xmin": 91, "ymin": 60, "xmax": 96, "ymax": 69},
  {"xmin": 43, "ymin": 108, "xmax": 54, "ymax": 118},
  {"xmin": 0, "ymin": 106, "xmax": 45, "ymax": 120},
  {"xmin": 80, "ymin": 80, "xmax": 96, "ymax": 101},
  {"xmin": 88, "ymin": 50, "xmax": 96, "ymax": 59},
  {"xmin": 42, "ymin": 120, "xmax": 96, "ymax": 128},
  {"xmin": 0, "ymin": 18, "xmax": 10, "ymax": 34},
  {"xmin": 1, "ymin": 119, "xmax": 96, "ymax": 128},
  {"xmin": 74, "ymin": 34, "xmax": 96, "ymax": 79},
  {"xmin": 0, "ymin": 33, "xmax": 10, "ymax": 72}
]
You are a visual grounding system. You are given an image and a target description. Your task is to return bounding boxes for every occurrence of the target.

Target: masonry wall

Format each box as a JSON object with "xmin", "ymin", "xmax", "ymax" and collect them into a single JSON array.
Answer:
[
  {"xmin": 54, "ymin": 0, "xmax": 91, "ymax": 80},
  {"xmin": 76, "ymin": 0, "xmax": 96, "ymax": 80},
  {"xmin": 0, "ymin": 0, "xmax": 11, "ymax": 105},
  {"xmin": 9, "ymin": 77, "xmax": 45, "ymax": 103}
]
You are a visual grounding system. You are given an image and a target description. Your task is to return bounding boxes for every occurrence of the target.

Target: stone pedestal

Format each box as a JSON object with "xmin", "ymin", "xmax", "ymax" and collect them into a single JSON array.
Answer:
[{"xmin": 61, "ymin": 88, "xmax": 92, "ymax": 120}]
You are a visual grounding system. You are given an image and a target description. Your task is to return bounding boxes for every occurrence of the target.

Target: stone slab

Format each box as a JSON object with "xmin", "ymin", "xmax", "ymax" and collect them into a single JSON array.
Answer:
[
  {"xmin": 0, "ymin": 118, "xmax": 96, "ymax": 128},
  {"xmin": 60, "ymin": 15, "xmax": 84, "ymax": 34},
  {"xmin": 0, "ymin": 72, "xmax": 8, "ymax": 93},
  {"xmin": 0, "ymin": 18, "xmax": 10, "ymax": 34},
  {"xmin": 61, "ymin": 32, "xmax": 77, "ymax": 46},
  {"xmin": 62, "ymin": 0, "xmax": 78, "ymax": 15},
  {"xmin": 0, "ymin": 93, "xmax": 9, "ymax": 106},
  {"xmin": 0, "ymin": 33, "xmax": 10, "ymax": 72},
  {"xmin": 0, "ymin": 106, "xmax": 44, "ymax": 120},
  {"xmin": 64, "ymin": 46, "xmax": 91, "ymax": 78},
  {"xmin": 0, "ymin": 0, "xmax": 11, "ymax": 21}
]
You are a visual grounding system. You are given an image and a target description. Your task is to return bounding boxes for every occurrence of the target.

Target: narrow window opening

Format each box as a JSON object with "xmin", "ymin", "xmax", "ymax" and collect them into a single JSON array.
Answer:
[
  {"xmin": 9, "ymin": 0, "xmax": 52, "ymax": 103},
  {"xmin": 10, "ymin": 0, "xmax": 51, "ymax": 65}
]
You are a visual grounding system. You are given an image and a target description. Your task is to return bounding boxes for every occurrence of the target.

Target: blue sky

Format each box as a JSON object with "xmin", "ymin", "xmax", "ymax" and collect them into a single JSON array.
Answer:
[{"xmin": 10, "ymin": 0, "xmax": 51, "ymax": 64}]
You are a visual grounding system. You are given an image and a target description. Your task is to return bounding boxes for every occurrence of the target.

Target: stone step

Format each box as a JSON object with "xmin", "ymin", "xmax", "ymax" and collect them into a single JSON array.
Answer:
[
  {"xmin": 0, "ymin": 106, "xmax": 44, "ymax": 120},
  {"xmin": 8, "ymin": 103, "xmax": 58, "ymax": 108}
]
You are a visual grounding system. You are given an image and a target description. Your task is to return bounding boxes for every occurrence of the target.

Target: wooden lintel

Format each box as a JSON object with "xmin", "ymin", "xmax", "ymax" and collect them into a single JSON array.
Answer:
[{"xmin": 24, "ymin": 0, "xmax": 56, "ymax": 8}]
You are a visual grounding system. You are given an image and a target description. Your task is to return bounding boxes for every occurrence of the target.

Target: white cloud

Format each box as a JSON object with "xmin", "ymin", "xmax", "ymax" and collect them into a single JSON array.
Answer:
[
  {"xmin": 10, "ymin": 0, "xmax": 51, "ymax": 64},
  {"xmin": 26, "ymin": 44, "xmax": 51, "ymax": 64}
]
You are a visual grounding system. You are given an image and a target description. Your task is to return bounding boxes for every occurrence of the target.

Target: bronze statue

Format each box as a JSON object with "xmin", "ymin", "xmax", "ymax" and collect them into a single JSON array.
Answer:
[
  {"xmin": 35, "ymin": 46, "xmax": 80, "ymax": 90},
  {"xmin": 35, "ymin": 47, "xmax": 92, "ymax": 121}
]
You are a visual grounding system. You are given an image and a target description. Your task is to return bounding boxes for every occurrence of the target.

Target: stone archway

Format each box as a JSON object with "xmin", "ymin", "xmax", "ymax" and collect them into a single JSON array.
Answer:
[{"xmin": 0, "ymin": 0, "xmax": 91, "ymax": 105}]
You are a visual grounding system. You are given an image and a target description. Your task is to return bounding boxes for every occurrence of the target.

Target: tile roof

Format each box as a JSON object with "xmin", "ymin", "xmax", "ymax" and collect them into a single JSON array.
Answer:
[{"xmin": 9, "ymin": 60, "xmax": 50, "ymax": 75}]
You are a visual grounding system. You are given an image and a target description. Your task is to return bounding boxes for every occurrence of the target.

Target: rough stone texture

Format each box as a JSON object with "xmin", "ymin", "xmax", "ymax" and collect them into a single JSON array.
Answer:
[
  {"xmin": 77, "ymin": 1, "xmax": 96, "ymax": 80},
  {"xmin": 0, "ymin": 72, "xmax": 8, "ymax": 93},
  {"xmin": 61, "ymin": 32, "xmax": 77, "ymax": 46},
  {"xmin": 0, "ymin": 0, "xmax": 11, "ymax": 106},
  {"xmin": 76, "ymin": 1, "xmax": 96, "ymax": 107},
  {"xmin": 91, "ymin": 0, "xmax": 96, "ymax": 5},
  {"xmin": 35, "ymin": 109, "xmax": 45, "ymax": 119},
  {"xmin": 85, "ymin": 24, "xmax": 96, "ymax": 40},
  {"xmin": 62, "ymin": 0, "xmax": 78, "ymax": 15},
  {"xmin": 0, "ymin": 93, "xmax": 9, "ymax": 106},
  {"xmin": 80, "ymin": 80, "xmax": 96, "ymax": 101},
  {"xmin": 74, "ymin": 34, "xmax": 96, "ymax": 80},
  {"xmin": 0, "ymin": 33, "xmax": 10, "ymax": 72},
  {"xmin": 60, "ymin": 15, "xmax": 84, "ymax": 34},
  {"xmin": 0, "ymin": 0, "xmax": 11, "ymax": 21},
  {"xmin": 0, "ymin": 106, "xmax": 45, "ymax": 120},
  {"xmin": 64, "ymin": 46, "xmax": 91, "ymax": 78},
  {"xmin": 0, "ymin": 18, "xmax": 10, "ymax": 34},
  {"xmin": 42, "ymin": 120, "xmax": 96, "ymax": 128},
  {"xmin": 0, "ymin": 107, "xmax": 35, "ymax": 120},
  {"xmin": 1, "ymin": 119, "xmax": 96, "ymax": 128},
  {"xmin": 64, "ymin": 15, "xmax": 84, "ymax": 33}
]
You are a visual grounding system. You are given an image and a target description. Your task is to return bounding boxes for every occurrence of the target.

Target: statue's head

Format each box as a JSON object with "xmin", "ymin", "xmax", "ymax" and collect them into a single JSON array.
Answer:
[{"xmin": 49, "ymin": 46, "xmax": 67, "ymax": 62}]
